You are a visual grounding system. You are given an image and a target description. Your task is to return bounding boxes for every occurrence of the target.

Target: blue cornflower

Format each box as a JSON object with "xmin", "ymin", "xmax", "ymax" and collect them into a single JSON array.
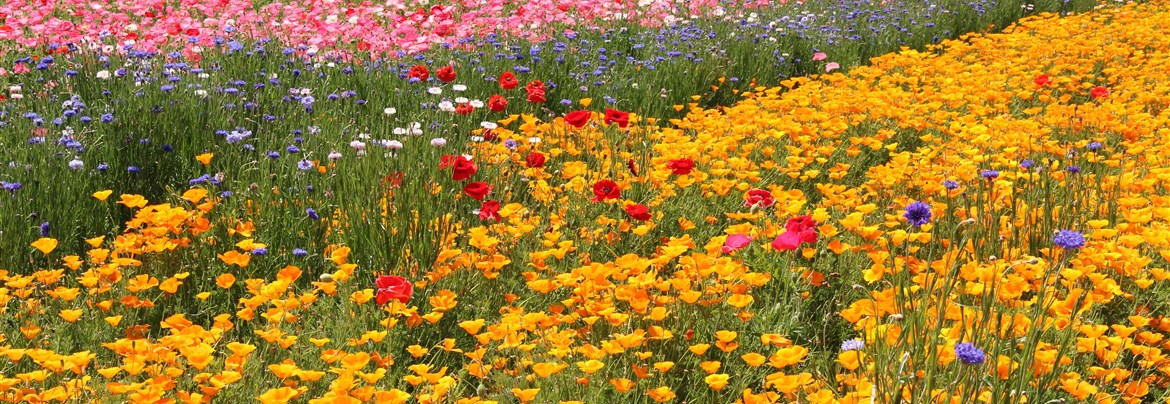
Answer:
[
  {"xmin": 1054, "ymin": 230, "xmax": 1085, "ymax": 249},
  {"xmin": 297, "ymin": 160, "xmax": 313, "ymax": 171},
  {"xmin": 1087, "ymin": 141, "xmax": 1102, "ymax": 151},
  {"xmin": 841, "ymin": 339, "xmax": 865, "ymax": 352},
  {"xmin": 1020, "ymin": 159, "xmax": 1034, "ymax": 169},
  {"xmin": 293, "ymin": 248, "xmax": 309, "ymax": 257},
  {"xmin": 943, "ymin": 180, "xmax": 959, "ymax": 190},
  {"xmin": 980, "ymin": 170, "xmax": 999, "ymax": 180},
  {"xmin": 1067, "ymin": 165, "xmax": 1080, "ymax": 174},
  {"xmin": 40, "ymin": 222, "xmax": 50, "ymax": 237},
  {"xmin": 251, "ymin": 247, "xmax": 268, "ymax": 255},
  {"xmin": 954, "ymin": 342, "xmax": 985, "ymax": 365},
  {"xmin": 903, "ymin": 201, "xmax": 932, "ymax": 226},
  {"xmin": 307, "ymin": 208, "xmax": 320, "ymax": 220}
]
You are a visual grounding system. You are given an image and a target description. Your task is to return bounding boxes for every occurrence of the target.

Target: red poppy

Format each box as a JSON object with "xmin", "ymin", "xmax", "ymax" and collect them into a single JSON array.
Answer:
[
  {"xmin": 592, "ymin": 180, "xmax": 621, "ymax": 202},
  {"xmin": 625, "ymin": 203, "xmax": 651, "ymax": 221},
  {"xmin": 525, "ymin": 152, "xmax": 546, "ymax": 168},
  {"xmin": 744, "ymin": 189, "xmax": 775, "ymax": 208},
  {"xmin": 1033, "ymin": 74, "xmax": 1051, "ymax": 87},
  {"xmin": 667, "ymin": 158, "xmax": 694, "ymax": 175},
  {"xmin": 356, "ymin": 40, "xmax": 370, "ymax": 51},
  {"xmin": 440, "ymin": 155, "xmax": 477, "ymax": 181},
  {"xmin": 627, "ymin": 159, "xmax": 638, "ymax": 176},
  {"xmin": 455, "ymin": 102, "xmax": 474, "ymax": 115},
  {"xmin": 166, "ymin": 23, "xmax": 181, "ymax": 35},
  {"xmin": 483, "ymin": 130, "xmax": 499, "ymax": 142},
  {"xmin": 488, "ymin": 94, "xmax": 508, "ymax": 112},
  {"xmin": 375, "ymin": 275, "xmax": 413, "ymax": 305},
  {"xmin": 525, "ymin": 80, "xmax": 546, "ymax": 104},
  {"xmin": 499, "ymin": 72, "xmax": 519, "ymax": 90},
  {"xmin": 382, "ymin": 171, "xmax": 404, "ymax": 188},
  {"xmin": 771, "ymin": 216, "xmax": 819, "ymax": 251},
  {"xmin": 479, "ymin": 200, "xmax": 501, "ymax": 221},
  {"xmin": 408, "ymin": 65, "xmax": 429, "ymax": 81},
  {"xmin": 1090, "ymin": 86, "xmax": 1109, "ymax": 99},
  {"xmin": 436, "ymin": 65, "xmax": 457, "ymax": 82},
  {"xmin": 185, "ymin": 28, "xmax": 200, "ymax": 36},
  {"xmin": 604, "ymin": 108, "xmax": 630, "ymax": 128},
  {"xmin": 564, "ymin": 110, "xmax": 591, "ymax": 128},
  {"xmin": 463, "ymin": 182, "xmax": 491, "ymax": 200}
]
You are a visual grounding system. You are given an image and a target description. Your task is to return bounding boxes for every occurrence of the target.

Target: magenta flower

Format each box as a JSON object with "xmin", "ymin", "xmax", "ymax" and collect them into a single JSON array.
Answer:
[{"xmin": 722, "ymin": 234, "xmax": 754, "ymax": 253}]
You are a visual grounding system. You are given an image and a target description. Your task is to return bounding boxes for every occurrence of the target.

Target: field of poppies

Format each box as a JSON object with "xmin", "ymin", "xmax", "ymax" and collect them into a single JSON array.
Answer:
[{"xmin": 4, "ymin": 0, "xmax": 1170, "ymax": 402}]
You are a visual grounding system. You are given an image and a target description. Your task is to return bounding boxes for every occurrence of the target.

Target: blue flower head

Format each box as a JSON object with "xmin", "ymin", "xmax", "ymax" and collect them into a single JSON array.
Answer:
[
  {"xmin": 954, "ymin": 342, "xmax": 985, "ymax": 365},
  {"xmin": 1054, "ymin": 230, "xmax": 1085, "ymax": 249},
  {"xmin": 903, "ymin": 201, "xmax": 932, "ymax": 227}
]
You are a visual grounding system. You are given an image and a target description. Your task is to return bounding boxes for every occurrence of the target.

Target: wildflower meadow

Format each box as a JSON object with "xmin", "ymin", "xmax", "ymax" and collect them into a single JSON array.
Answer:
[{"xmin": 3, "ymin": 0, "xmax": 1170, "ymax": 402}]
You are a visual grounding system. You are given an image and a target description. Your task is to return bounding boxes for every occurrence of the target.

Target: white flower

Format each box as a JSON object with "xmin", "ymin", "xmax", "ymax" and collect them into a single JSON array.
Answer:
[
  {"xmin": 411, "ymin": 128, "xmax": 424, "ymax": 136},
  {"xmin": 529, "ymin": 137, "xmax": 542, "ymax": 144},
  {"xmin": 125, "ymin": 24, "xmax": 138, "ymax": 32},
  {"xmin": 384, "ymin": 107, "xmax": 397, "ymax": 115},
  {"xmin": 430, "ymin": 138, "xmax": 447, "ymax": 147},
  {"xmin": 438, "ymin": 101, "xmax": 455, "ymax": 112},
  {"xmin": 470, "ymin": 136, "xmax": 484, "ymax": 142},
  {"xmin": 427, "ymin": 87, "xmax": 442, "ymax": 95},
  {"xmin": 198, "ymin": 73, "xmax": 210, "ymax": 79},
  {"xmin": 358, "ymin": 133, "xmax": 371, "ymax": 139},
  {"xmin": 469, "ymin": 100, "xmax": 484, "ymax": 108},
  {"xmin": 95, "ymin": 70, "xmax": 110, "ymax": 80},
  {"xmin": 194, "ymin": 89, "xmax": 208, "ymax": 98},
  {"xmin": 452, "ymin": 84, "xmax": 468, "ymax": 92},
  {"xmin": 68, "ymin": 159, "xmax": 84, "ymax": 170},
  {"xmin": 386, "ymin": 140, "xmax": 404, "ymax": 150},
  {"xmin": 299, "ymin": 88, "xmax": 312, "ymax": 96},
  {"xmin": 393, "ymin": 127, "xmax": 408, "ymax": 136},
  {"xmin": 455, "ymin": 97, "xmax": 469, "ymax": 104},
  {"xmin": 8, "ymin": 86, "xmax": 21, "ymax": 93},
  {"xmin": 11, "ymin": 94, "xmax": 22, "ymax": 100},
  {"xmin": 328, "ymin": 151, "xmax": 342, "ymax": 161},
  {"xmin": 349, "ymin": 140, "xmax": 367, "ymax": 150},
  {"xmin": 480, "ymin": 122, "xmax": 498, "ymax": 130}
]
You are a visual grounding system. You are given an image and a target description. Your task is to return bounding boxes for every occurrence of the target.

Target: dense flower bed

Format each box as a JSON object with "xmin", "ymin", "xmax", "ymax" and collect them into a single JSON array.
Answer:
[{"xmin": 3, "ymin": 0, "xmax": 1170, "ymax": 403}]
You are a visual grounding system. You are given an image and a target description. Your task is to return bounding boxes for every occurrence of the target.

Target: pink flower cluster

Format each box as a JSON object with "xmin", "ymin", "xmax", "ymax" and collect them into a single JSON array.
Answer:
[{"xmin": 0, "ymin": 0, "xmax": 774, "ymax": 57}]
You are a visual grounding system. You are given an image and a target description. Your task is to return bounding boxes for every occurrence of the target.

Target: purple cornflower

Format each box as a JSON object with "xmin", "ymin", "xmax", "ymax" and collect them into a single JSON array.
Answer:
[
  {"xmin": 980, "ymin": 170, "xmax": 999, "ymax": 180},
  {"xmin": 943, "ymin": 180, "xmax": 959, "ymax": 190},
  {"xmin": 1054, "ymin": 230, "xmax": 1085, "ymax": 249},
  {"xmin": 307, "ymin": 208, "xmax": 320, "ymax": 220},
  {"xmin": 1087, "ymin": 141, "xmax": 1102, "ymax": 151},
  {"xmin": 903, "ymin": 201, "xmax": 932, "ymax": 226},
  {"xmin": 1020, "ymin": 159, "xmax": 1034, "ymax": 169},
  {"xmin": 954, "ymin": 342, "xmax": 985, "ymax": 365},
  {"xmin": 297, "ymin": 160, "xmax": 313, "ymax": 171},
  {"xmin": 292, "ymin": 248, "xmax": 308, "ymax": 257},
  {"xmin": 251, "ymin": 247, "xmax": 268, "ymax": 255},
  {"xmin": 40, "ymin": 222, "xmax": 50, "ymax": 236},
  {"xmin": 841, "ymin": 339, "xmax": 865, "ymax": 352},
  {"xmin": 1067, "ymin": 166, "xmax": 1080, "ymax": 174}
]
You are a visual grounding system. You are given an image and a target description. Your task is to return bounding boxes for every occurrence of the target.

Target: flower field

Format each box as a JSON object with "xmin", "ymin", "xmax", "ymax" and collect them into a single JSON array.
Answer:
[{"xmin": 4, "ymin": 0, "xmax": 1170, "ymax": 402}]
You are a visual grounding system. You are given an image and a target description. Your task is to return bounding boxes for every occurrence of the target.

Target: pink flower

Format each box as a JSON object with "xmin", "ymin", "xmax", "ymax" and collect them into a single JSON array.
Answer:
[
  {"xmin": 825, "ymin": 62, "xmax": 840, "ymax": 73},
  {"xmin": 13, "ymin": 63, "xmax": 29, "ymax": 74},
  {"xmin": 812, "ymin": 52, "xmax": 827, "ymax": 61},
  {"xmin": 722, "ymin": 234, "xmax": 754, "ymax": 253},
  {"xmin": 771, "ymin": 216, "xmax": 819, "ymax": 251}
]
